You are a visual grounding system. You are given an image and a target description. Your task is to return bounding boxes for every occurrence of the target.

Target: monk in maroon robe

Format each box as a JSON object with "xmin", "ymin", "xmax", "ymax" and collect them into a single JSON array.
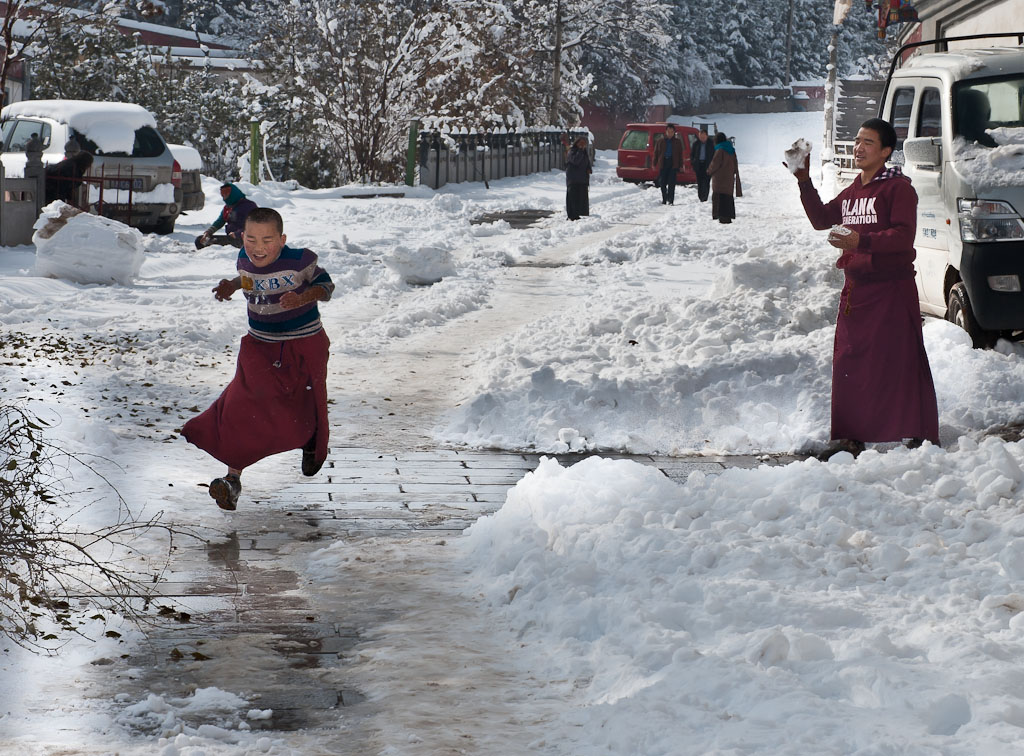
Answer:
[{"xmin": 791, "ymin": 118, "xmax": 939, "ymax": 457}]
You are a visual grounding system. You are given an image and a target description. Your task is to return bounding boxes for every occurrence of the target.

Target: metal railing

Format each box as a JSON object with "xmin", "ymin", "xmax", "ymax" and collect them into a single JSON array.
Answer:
[
  {"xmin": 417, "ymin": 128, "xmax": 590, "ymax": 189},
  {"xmin": 46, "ymin": 164, "xmax": 140, "ymax": 226}
]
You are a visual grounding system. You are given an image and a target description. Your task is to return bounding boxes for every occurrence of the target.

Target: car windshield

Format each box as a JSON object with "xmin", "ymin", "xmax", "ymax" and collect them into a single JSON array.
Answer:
[
  {"xmin": 620, "ymin": 130, "xmax": 650, "ymax": 150},
  {"xmin": 954, "ymin": 74, "xmax": 1024, "ymax": 148},
  {"xmin": 71, "ymin": 126, "xmax": 166, "ymax": 158}
]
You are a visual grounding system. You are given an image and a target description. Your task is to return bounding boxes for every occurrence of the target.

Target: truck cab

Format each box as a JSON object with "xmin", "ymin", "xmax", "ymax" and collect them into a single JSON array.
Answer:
[{"xmin": 879, "ymin": 35, "xmax": 1024, "ymax": 347}]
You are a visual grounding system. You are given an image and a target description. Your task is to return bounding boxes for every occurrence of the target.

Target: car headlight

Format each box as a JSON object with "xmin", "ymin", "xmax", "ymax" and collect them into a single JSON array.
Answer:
[{"xmin": 958, "ymin": 199, "xmax": 1024, "ymax": 242}]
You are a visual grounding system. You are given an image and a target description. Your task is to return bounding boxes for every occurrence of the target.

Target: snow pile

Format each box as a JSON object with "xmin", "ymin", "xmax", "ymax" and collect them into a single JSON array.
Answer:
[
  {"xmin": 382, "ymin": 244, "xmax": 456, "ymax": 285},
  {"xmin": 953, "ymin": 131, "xmax": 1024, "ymax": 189},
  {"xmin": 118, "ymin": 687, "xmax": 287, "ymax": 754},
  {"xmin": 462, "ymin": 444, "xmax": 1024, "ymax": 754},
  {"xmin": 88, "ymin": 183, "xmax": 176, "ymax": 205},
  {"xmin": 33, "ymin": 202, "xmax": 145, "ymax": 285}
]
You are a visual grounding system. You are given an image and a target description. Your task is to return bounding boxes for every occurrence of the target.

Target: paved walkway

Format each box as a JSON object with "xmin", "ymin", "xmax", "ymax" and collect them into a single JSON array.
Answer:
[{"xmin": 113, "ymin": 446, "xmax": 786, "ymax": 749}]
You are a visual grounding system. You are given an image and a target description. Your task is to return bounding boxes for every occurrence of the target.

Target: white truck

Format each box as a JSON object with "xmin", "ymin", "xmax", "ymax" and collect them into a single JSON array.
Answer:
[{"xmin": 879, "ymin": 32, "xmax": 1024, "ymax": 347}]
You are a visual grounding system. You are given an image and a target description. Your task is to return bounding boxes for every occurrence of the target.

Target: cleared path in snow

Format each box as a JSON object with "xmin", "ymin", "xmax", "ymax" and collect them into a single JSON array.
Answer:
[{"xmin": 327, "ymin": 204, "xmax": 716, "ymax": 451}]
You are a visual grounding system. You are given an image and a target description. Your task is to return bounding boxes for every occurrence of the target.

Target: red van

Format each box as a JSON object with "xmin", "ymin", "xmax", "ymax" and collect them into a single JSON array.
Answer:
[{"xmin": 616, "ymin": 123, "xmax": 699, "ymax": 185}]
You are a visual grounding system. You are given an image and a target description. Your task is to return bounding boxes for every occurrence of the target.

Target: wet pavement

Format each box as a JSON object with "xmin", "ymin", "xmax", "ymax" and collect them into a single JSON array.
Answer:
[{"xmin": 114, "ymin": 447, "xmax": 791, "ymax": 743}]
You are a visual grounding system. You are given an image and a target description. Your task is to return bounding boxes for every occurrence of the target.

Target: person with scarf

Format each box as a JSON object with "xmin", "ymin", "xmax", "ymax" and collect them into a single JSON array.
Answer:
[
  {"xmin": 707, "ymin": 132, "xmax": 742, "ymax": 223},
  {"xmin": 195, "ymin": 182, "xmax": 259, "ymax": 249},
  {"xmin": 790, "ymin": 117, "xmax": 939, "ymax": 458}
]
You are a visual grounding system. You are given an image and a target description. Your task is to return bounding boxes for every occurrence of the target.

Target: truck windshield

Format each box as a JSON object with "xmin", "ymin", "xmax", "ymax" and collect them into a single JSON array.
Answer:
[{"xmin": 954, "ymin": 75, "xmax": 1024, "ymax": 148}]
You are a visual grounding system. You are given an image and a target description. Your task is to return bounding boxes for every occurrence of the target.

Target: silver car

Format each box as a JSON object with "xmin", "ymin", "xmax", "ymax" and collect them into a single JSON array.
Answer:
[{"xmin": 0, "ymin": 99, "xmax": 204, "ymax": 234}]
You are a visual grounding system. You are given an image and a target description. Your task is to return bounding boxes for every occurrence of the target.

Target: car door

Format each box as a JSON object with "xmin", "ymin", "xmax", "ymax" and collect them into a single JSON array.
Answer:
[{"xmin": 903, "ymin": 83, "xmax": 949, "ymax": 310}]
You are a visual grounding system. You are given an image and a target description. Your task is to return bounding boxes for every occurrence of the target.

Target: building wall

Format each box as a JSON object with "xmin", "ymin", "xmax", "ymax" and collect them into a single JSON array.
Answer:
[{"xmin": 902, "ymin": 0, "xmax": 1024, "ymax": 47}]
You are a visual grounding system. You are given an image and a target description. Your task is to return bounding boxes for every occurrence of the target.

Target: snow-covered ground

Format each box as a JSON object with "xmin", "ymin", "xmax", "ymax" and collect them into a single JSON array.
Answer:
[{"xmin": 3, "ymin": 110, "xmax": 1024, "ymax": 754}]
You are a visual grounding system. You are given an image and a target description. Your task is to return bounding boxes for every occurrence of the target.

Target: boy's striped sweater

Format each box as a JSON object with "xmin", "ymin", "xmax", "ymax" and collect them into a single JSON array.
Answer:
[{"xmin": 237, "ymin": 245, "xmax": 335, "ymax": 342}]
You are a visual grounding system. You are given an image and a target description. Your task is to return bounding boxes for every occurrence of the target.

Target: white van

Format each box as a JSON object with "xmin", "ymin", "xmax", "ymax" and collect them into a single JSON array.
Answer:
[{"xmin": 879, "ymin": 34, "xmax": 1024, "ymax": 347}]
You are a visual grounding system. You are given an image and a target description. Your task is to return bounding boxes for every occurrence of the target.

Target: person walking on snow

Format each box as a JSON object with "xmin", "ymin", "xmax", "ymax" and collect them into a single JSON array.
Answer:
[
  {"xmin": 790, "ymin": 117, "xmax": 939, "ymax": 458},
  {"xmin": 690, "ymin": 128, "xmax": 714, "ymax": 202},
  {"xmin": 182, "ymin": 207, "xmax": 335, "ymax": 510},
  {"xmin": 653, "ymin": 124, "xmax": 684, "ymax": 205},
  {"xmin": 195, "ymin": 182, "xmax": 258, "ymax": 249},
  {"xmin": 707, "ymin": 132, "xmax": 741, "ymax": 223},
  {"xmin": 565, "ymin": 135, "xmax": 592, "ymax": 221}
]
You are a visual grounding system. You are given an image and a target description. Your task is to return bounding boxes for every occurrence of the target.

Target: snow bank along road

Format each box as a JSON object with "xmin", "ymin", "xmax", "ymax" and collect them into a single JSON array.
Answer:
[{"xmin": 3, "ymin": 111, "xmax": 1024, "ymax": 755}]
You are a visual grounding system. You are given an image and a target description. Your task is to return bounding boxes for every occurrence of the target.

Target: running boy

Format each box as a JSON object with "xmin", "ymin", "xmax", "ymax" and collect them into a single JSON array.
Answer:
[{"xmin": 182, "ymin": 207, "xmax": 335, "ymax": 510}]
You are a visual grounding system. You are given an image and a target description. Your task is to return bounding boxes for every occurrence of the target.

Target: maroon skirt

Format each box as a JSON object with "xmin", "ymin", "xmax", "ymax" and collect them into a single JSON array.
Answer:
[
  {"xmin": 183, "ymin": 330, "xmax": 330, "ymax": 471},
  {"xmin": 831, "ymin": 277, "xmax": 939, "ymax": 443}
]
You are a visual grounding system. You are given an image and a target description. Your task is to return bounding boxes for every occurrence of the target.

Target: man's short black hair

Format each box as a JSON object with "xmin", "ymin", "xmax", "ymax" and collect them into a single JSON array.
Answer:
[
  {"xmin": 245, "ymin": 207, "xmax": 284, "ymax": 234},
  {"xmin": 860, "ymin": 118, "xmax": 898, "ymax": 150}
]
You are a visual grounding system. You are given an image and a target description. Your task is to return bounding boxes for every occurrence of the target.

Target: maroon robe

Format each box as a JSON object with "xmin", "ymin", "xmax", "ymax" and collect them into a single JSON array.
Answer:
[
  {"xmin": 800, "ymin": 168, "xmax": 939, "ymax": 443},
  {"xmin": 183, "ymin": 330, "xmax": 330, "ymax": 471}
]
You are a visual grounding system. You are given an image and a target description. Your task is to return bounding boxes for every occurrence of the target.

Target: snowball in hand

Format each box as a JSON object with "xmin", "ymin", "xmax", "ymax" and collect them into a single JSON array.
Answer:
[{"xmin": 785, "ymin": 138, "xmax": 811, "ymax": 173}]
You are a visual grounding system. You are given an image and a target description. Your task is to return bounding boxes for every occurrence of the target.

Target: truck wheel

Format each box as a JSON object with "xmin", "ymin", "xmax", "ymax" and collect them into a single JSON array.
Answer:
[
  {"xmin": 947, "ymin": 282, "xmax": 996, "ymax": 349},
  {"xmin": 153, "ymin": 216, "xmax": 176, "ymax": 235}
]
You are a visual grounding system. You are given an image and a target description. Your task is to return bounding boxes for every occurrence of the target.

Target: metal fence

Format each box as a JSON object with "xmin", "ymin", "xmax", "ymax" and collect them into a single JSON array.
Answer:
[{"xmin": 418, "ymin": 128, "xmax": 591, "ymax": 189}]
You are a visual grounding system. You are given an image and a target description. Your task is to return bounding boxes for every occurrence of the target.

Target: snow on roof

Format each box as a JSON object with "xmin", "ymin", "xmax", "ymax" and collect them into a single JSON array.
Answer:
[
  {"xmin": 167, "ymin": 143, "xmax": 203, "ymax": 171},
  {"xmin": 902, "ymin": 47, "xmax": 1024, "ymax": 80},
  {"xmin": 1, "ymin": 100, "xmax": 155, "ymax": 154}
]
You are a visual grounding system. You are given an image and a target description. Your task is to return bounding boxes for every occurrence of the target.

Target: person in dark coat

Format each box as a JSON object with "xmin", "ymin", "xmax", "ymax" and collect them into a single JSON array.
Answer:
[
  {"xmin": 565, "ymin": 135, "xmax": 592, "ymax": 221},
  {"xmin": 791, "ymin": 117, "xmax": 939, "ymax": 459},
  {"xmin": 652, "ymin": 124, "xmax": 684, "ymax": 205},
  {"xmin": 690, "ymin": 128, "xmax": 714, "ymax": 202},
  {"xmin": 44, "ymin": 139, "xmax": 93, "ymax": 206},
  {"xmin": 707, "ymin": 132, "xmax": 741, "ymax": 223},
  {"xmin": 195, "ymin": 182, "xmax": 259, "ymax": 249}
]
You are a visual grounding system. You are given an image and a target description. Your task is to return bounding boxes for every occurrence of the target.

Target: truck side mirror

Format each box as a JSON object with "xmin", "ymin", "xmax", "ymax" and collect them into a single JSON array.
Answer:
[{"xmin": 903, "ymin": 137, "xmax": 941, "ymax": 168}]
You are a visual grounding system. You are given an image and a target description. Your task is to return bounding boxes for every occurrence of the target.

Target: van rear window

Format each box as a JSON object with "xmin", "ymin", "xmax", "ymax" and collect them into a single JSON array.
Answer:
[{"xmin": 620, "ymin": 130, "xmax": 650, "ymax": 150}]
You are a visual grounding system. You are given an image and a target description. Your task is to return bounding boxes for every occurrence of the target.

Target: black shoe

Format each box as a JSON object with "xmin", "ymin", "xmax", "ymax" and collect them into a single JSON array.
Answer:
[
  {"xmin": 905, "ymin": 437, "xmax": 925, "ymax": 449},
  {"xmin": 817, "ymin": 440, "xmax": 865, "ymax": 461},
  {"xmin": 301, "ymin": 437, "xmax": 324, "ymax": 477},
  {"xmin": 209, "ymin": 475, "xmax": 241, "ymax": 511}
]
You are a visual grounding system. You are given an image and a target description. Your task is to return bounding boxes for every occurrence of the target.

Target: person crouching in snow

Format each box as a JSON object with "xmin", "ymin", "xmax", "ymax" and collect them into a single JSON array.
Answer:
[
  {"xmin": 182, "ymin": 207, "xmax": 335, "ymax": 510},
  {"xmin": 195, "ymin": 182, "xmax": 258, "ymax": 249},
  {"xmin": 790, "ymin": 117, "xmax": 939, "ymax": 459}
]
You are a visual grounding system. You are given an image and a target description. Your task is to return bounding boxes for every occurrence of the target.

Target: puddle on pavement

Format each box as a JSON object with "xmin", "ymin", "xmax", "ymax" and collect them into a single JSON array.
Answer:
[{"xmin": 470, "ymin": 208, "xmax": 554, "ymax": 229}]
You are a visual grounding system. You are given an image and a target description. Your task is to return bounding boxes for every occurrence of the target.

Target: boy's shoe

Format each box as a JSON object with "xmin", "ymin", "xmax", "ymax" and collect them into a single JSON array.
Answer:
[
  {"xmin": 301, "ymin": 437, "xmax": 324, "ymax": 477},
  {"xmin": 209, "ymin": 475, "xmax": 241, "ymax": 511}
]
